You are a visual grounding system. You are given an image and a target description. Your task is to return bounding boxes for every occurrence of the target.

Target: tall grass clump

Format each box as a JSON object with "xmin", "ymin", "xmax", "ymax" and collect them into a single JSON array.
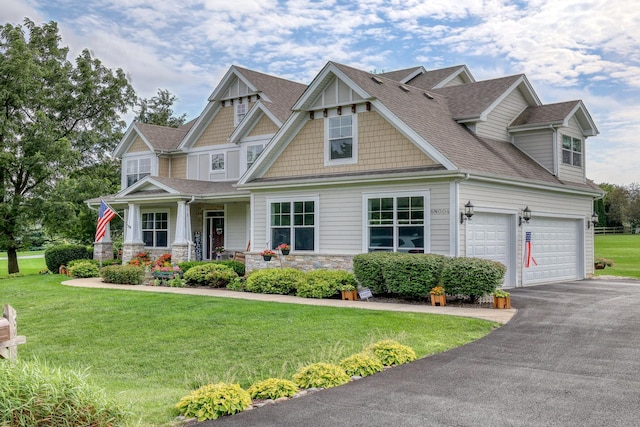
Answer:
[{"xmin": 0, "ymin": 359, "xmax": 128, "ymax": 426}]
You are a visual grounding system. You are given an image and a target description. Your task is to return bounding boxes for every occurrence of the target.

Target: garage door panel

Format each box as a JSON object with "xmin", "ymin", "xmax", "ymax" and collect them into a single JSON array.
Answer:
[
  {"xmin": 467, "ymin": 213, "xmax": 513, "ymax": 287},
  {"xmin": 524, "ymin": 218, "xmax": 580, "ymax": 285}
]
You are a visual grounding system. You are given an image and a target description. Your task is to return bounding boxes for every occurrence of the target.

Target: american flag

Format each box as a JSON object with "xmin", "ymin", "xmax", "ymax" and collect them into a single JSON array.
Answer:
[
  {"xmin": 524, "ymin": 231, "xmax": 537, "ymax": 268},
  {"xmin": 95, "ymin": 200, "xmax": 117, "ymax": 242}
]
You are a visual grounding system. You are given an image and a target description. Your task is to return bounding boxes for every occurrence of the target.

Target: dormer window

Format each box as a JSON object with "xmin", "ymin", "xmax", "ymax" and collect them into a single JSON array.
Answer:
[
  {"xmin": 125, "ymin": 157, "xmax": 151, "ymax": 187},
  {"xmin": 562, "ymin": 135, "xmax": 582, "ymax": 167},
  {"xmin": 235, "ymin": 102, "xmax": 247, "ymax": 126},
  {"xmin": 325, "ymin": 114, "xmax": 357, "ymax": 165}
]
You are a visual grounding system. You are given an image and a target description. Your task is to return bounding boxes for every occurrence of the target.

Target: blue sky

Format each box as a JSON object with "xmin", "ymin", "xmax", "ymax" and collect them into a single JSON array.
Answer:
[{"xmin": 3, "ymin": 0, "xmax": 639, "ymax": 185}]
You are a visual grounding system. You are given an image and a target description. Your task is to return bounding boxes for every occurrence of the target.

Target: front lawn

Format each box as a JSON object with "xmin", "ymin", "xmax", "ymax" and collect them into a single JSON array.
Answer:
[
  {"xmin": 594, "ymin": 234, "xmax": 640, "ymax": 278},
  {"xmin": 2, "ymin": 275, "xmax": 498, "ymax": 426},
  {"xmin": 0, "ymin": 250, "xmax": 46, "ymax": 278}
]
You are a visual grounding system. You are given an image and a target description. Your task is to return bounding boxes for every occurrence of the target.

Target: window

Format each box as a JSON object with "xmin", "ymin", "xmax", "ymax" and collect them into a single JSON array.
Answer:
[
  {"xmin": 235, "ymin": 102, "xmax": 247, "ymax": 126},
  {"xmin": 246, "ymin": 144, "xmax": 264, "ymax": 169},
  {"xmin": 326, "ymin": 114, "xmax": 357, "ymax": 165},
  {"xmin": 562, "ymin": 135, "xmax": 582, "ymax": 167},
  {"xmin": 270, "ymin": 199, "xmax": 317, "ymax": 251},
  {"xmin": 125, "ymin": 158, "xmax": 151, "ymax": 187},
  {"xmin": 367, "ymin": 195, "xmax": 425, "ymax": 253},
  {"xmin": 142, "ymin": 212, "xmax": 168, "ymax": 247},
  {"xmin": 211, "ymin": 153, "xmax": 225, "ymax": 171}
]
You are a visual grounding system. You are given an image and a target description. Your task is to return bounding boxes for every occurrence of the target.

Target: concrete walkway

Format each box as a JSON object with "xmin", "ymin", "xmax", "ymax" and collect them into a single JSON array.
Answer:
[{"xmin": 62, "ymin": 277, "xmax": 516, "ymax": 324}]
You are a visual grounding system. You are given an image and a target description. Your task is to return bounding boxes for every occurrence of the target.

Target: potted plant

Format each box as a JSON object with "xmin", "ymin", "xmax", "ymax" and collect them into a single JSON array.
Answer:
[
  {"xmin": 492, "ymin": 289, "xmax": 511, "ymax": 309},
  {"xmin": 276, "ymin": 243, "xmax": 291, "ymax": 255},
  {"xmin": 594, "ymin": 258, "xmax": 614, "ymax": 270},
  {"xmin": 260, "ymin": 249, "xmax": 276, "ymax": 261},
  {"xmin": 339, "ymin": 284, "xmax": 358, "ymax": 301},
  {"xmin": 214, "ymin": 246, "xmax": 225, "ymax": 260},
  {"xmin": 429, "ymin": 285, "xmax": 446, "ymax": 306}
]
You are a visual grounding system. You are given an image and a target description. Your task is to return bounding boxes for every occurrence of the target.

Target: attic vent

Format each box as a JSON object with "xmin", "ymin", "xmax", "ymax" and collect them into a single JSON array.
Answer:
[
  {"xmin": 399, "ymin": 84, "xmax": 410, "ymax": 92},
  {"xmin": 371, "ymin": 76, "xmax": 383, "ymax": 84},
  {"xmin": 423, "ymin": 92, "xmax": 434, "ymax": 100}
]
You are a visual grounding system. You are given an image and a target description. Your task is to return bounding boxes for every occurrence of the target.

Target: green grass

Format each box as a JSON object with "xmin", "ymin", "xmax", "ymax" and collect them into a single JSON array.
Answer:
[
  {"xmin": 594, "ymin": 234, "xmax": 640, "ymax": 278},
  {"xmin": 0, "ymin": 250, "xmax": 46, "ymax": 278},
  {"xmin": 1, "ymin": 275, "xmax": 498, "ymax": 426}
]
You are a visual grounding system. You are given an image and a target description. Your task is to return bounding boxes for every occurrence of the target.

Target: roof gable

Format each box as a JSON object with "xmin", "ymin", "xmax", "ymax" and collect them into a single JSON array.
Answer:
[
  {"xmin": 113, "ymin": 121, "xmax": 195, "ymax": 158},
  {"xmin": 509, "ymin": 100, "xmax": 599, "ymax": 136}
]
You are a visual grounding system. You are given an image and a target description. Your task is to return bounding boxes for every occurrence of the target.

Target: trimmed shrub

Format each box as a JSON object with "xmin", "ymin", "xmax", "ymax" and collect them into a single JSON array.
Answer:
[
  {"xmin": 175, "ymin": 382, "xmax": 251, "ymax": 421},
  {"xmin": 183, "ymin": 263, "xmax": 238, "ymax": 288},
  {"xmin": 178, "ymin": 260, "xmax": 246, "ymax": 276},
  {"xmin": 0, "ymin": 359, "xmax": 127, "ymax": 427},
  {"xmin": 441, "ymin": 257, "xmax": 506, "ymax": 302},
  {"xmin": 245, "ymin": 268, "xmax": 306, "ymax": 295},
  {"xmin": 44, "ymin": 244, "xmax": 92, "ymax": 273},
  {"xmin": 292, "ymin": 363, "xmax": 351, "ymax": 389},
  {"xmin": 68, "ymin": 260, "xmax": 100, "ymax": 278},
  {"xmin": 296, "ymin": 270, "xmax": 357, "ymax": 298},
  {"xmin": 100, "ymin": 265, "xmax": 145, "ymax": 285},
  {"xmin": 339, "ymin": 352, "xmax": 384, "ymax": 377},
  {"xmin": 247, "ymin": 378, "xmax": 298, "ymax": 400},
  {"xmin": 382, "ymin": 254, "xmax": 448, "ymax": 298},
  {"xmin": 352, "ymin": 252, "xmax": 403, "ymax": 294},
  {"xmin": 365, "ymin": 340, "xmax": 416, "ymax": 366},
  {"xmin": 178, "ymin": 260, "xmax": 209, "ymax": 273},
  {"xmin": 99, "ymin": 259, "xmax": 122, "ymax": 267},
  {"xmin": 226, "ymin": 277, "xmax": 246, "ymax": 292}
]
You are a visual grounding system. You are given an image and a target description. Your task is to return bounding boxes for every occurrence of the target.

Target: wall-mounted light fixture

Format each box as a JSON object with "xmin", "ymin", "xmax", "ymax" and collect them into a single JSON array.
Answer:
[
  {"xmin": 519, "ymin": 206, "xmax": 531, "ymax": 226},
  {"xmin": 588, "ymin": 212, "xmax": 599, "ymax": 229},
  {"xmin": 460, "ymin": 200, "xmax": 474, "ymax": 224}
]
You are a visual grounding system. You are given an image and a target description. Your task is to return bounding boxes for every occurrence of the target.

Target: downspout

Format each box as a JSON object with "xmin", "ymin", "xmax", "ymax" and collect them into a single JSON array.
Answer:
[
  {"xmin": 186, "ymin": 196, "xmax": 196, "ymax": 261},
  {"xmin": 454, "ymin": 173, "xmax": 471, "ymax": 257}
]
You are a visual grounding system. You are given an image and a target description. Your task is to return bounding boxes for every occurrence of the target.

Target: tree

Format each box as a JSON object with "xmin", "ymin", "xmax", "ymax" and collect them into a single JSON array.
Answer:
[
  {"xmin": 0, "ymin": 19, "xmax": 136, "ymax": 274},
  {"xmin": 41, "ymin": 159, "xmax": 122, "ymax": 244},
  {"xmin": 134, "ymin": 89, "xmax": 186, "ymax": 128}
]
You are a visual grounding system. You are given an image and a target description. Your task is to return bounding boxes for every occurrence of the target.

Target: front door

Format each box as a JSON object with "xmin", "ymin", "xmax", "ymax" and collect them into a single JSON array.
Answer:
[{"xmin": 206, "ymin": 211, "xmax": 224, "ymax": 259}]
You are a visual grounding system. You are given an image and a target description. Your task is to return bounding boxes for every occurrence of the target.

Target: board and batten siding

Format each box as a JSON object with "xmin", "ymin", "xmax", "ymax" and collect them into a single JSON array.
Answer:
[
  {"xmin": 459, "ymin": 180, "xmax": 594, "ymax": 278},
  {"xmin": 513, "ymin": 130, "xmax": 554, "ymax": 172},
  {"xmin": 557, "ymin": 116, "xmax": 587, "ymax": 184},
  {"xmin": 251, "ymin": 181, "xmax": 452, "ymax": 255},
  {"xmin": 476, "ymin": 88, "xmax": 529, "ymax": 142},
  {"xmin": 224, "ymin": 202, "xmax": 249, "ymax": 252}
]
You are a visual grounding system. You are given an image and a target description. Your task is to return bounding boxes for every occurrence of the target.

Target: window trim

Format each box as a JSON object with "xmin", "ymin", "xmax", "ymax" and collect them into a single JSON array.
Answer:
[
  {"xmin": 361, "ymin": 191, "xmax": 430, "ymax": 253},
  {"xmin": 246, "ymin": 143, "xmax": 265, "ymax": 170},
  {"xmin": 141, "ymin": 210, "xmax": 170, "ymax": 248},
  {"xmin": 561, "ymin": 134, "xmax": 583, "ymax": 168},
  {"xmin": 124, "ymin": 156, "xmax": 152, "ymax": 187},
  {"xmin": 234, "ymin": 102, "xmax": 247, "ymax": 126},
  {"xmin": 324, "ymin": 112, "xmax": 358, "ymax": 166},
  {"xmin": 210, "ymin": 152, "xmax": 225, "ymax": 172},
  {"xmin": 266, "ymin": 196, "xmax": 320, "ymax": 253}
]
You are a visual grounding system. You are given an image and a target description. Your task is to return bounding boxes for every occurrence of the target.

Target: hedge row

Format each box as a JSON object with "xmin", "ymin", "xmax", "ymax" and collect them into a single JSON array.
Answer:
[
  {"xmin": 244, "ymin": 268, "xmax": 357, "ymax": 298},
  {"xmin": 353, "ymin": 253, "xmax": 506, "ymax": 300},
  {"xmin": 44, "ymin": 245, "xmax": 93, "ymax": 272}
]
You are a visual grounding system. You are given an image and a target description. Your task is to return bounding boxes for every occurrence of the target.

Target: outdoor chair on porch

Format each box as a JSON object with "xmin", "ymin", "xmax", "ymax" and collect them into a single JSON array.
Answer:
[{"xmin": 232, "ymin": 241, "xmax": 250, "ymax": 264}]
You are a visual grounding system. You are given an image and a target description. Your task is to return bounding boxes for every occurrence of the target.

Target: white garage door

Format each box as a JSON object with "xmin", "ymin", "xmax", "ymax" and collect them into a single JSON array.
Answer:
[
  {"xmin": 466, "ymin": 213, "xmax": 514, "ymax": 287},
  {"xmin": 524, "ymin": 218, "xmax": 581, "ymax": 285}
]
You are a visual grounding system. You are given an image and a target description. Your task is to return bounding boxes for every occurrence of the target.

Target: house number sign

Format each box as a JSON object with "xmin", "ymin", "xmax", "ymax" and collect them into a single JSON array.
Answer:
[{"xmin": 430, "ymin": 208, "xmax": 449, "ymax": 215}]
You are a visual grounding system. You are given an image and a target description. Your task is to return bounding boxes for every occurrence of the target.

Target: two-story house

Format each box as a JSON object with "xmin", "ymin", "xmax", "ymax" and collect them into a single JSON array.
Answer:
[{"xmin": 92, "ymin": 61, "xmax": 602, "ymax": 288}]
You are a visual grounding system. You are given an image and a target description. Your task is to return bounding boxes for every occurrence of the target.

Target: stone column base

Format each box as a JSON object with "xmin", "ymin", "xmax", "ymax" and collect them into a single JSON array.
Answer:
[
  {"xmin": 122, "ymin": 243, "xmax": 145, "ymax": 263},
  {"xmin": 171, "ymin": 244, "xmax": 190, "ymax": 264},
  {"xmin": 93, "ymin": 242, "xmax": 114, "ymax": 262}
]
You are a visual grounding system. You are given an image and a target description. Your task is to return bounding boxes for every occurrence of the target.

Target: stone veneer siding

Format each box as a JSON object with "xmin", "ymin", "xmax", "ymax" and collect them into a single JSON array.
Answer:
[{"xmin": 246, "ymin": 253, "xmax": 355, "ymax": 274}]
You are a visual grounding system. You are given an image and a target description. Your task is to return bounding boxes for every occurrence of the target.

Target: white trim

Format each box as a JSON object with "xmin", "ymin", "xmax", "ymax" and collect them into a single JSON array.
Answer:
[
  {"xmin": 210, "ymin": 152, "xmax": 226, "ymax": 172},
  {"xmin": 265, "ymin": 195, "xmax": 320, "ymax": 253},
  {"xmin": 324, "ymin": 113, "xmax": 358, "ymax": 166},
  {"xmin": 361, "ymin": 190, "xmax": 430, "ymax": 254}
]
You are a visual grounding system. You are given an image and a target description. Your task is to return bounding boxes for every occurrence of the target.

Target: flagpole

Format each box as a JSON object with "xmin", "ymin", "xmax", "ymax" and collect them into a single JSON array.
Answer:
[{"xmin": 101, "ymin": 199, "xmax": 131, "ymax": 228}]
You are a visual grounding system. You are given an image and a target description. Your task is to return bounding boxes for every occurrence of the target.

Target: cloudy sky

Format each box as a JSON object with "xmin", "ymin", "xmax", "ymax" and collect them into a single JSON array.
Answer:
[{"xmin": 2, "ymin": 0, "xmax": 639, "ymax": 185}]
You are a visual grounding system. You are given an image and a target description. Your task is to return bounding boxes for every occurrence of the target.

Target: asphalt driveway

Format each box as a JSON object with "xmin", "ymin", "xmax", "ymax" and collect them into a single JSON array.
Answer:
[{"xmin": 202, "ymin": 278, "xmax": 640, "ymax": 426}]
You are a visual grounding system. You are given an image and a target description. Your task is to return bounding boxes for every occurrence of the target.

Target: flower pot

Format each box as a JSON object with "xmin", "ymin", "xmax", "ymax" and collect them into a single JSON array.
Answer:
[
  {"xmin": 594, "ymin": 264, "xmax": 606, "ymax": 270},
  {"xmin": 431, "ymin": 295, "xmax": 446, "ymax": 306},
  {"xmin": 341, "ymin": 290, "xmax": 358, "ymax": 301},
  {"xmin": 493, "ymin": 296, "xmax": 511, "ymax": 309},
  {"xmin": 263, "ymin": 255, "xmax": 273, "ymax": 261},
  {"xmin": 281, "ymin": 249, "xmax": 290, "ymax": 255}
]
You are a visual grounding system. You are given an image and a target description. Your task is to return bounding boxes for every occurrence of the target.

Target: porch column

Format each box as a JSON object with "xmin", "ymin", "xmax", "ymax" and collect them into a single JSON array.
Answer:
[
  {"xmin": 172, "ymin": 200, "xmax": 191, "ymax": 263},
  {"xmin": 93, "ymin": 222, "xmax": 114, "ymax": 262},
  {"xmin": 122, "ymin": 203, "xmax": 144, "ymax": 262}
]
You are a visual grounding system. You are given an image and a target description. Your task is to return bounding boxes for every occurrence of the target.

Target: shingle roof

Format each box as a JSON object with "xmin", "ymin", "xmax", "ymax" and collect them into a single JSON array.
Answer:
[
  {"xmin": 379, "ymin": 67, "xmax": 423, "ymax": 82},
  {"xmin": 431, "ymin": 75, "xmax": 523, "ymax": 120},
  {"xmin": 233, "ymin": 66, "xmax": 307, "ymax": 123},
  {"xmin": 510, "ymin": 101, "xmax": 581, "ymax": 127},
  {"xmin": 331, "ymin": 62, "xmax": 595, "ymax": 190},
  {"xmin": 149, "ymin": 177, "xmax": 248, "ymax": 196},
  {"xmin": 404, "ymin": 65, "xmax": 469, "ymax": 90},
  {"xmin": 134, "ymin": 120, "xmax": 196, "ymax": 151}
]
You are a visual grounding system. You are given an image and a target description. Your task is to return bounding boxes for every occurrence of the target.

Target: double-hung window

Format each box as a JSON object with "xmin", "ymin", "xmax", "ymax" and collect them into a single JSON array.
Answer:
[
  {"xmin": 142, "ymin": 212, "xmax": 168, "ymax": 247},
  {"xmin": 246, "ymin": 144, "xmax": 264, "ymax": 169},
  {"xmin": 326, "ymin": 114, "xmax": 357, "ymax": 165},
  {"xmin": 366, "ymin": 194, "xmax": 427, "ymax": 253},
  {"xmin": 211, "ymin": 153, "xmax": 225, "ymax": 172},
  {"xmin": 562, "ymin": 135, "xmax": 582, "ymax": 167},
  {"xmin": 269, "ymin": 198, "xmax": 318, "ymax": 251},
  {"xmin": 125, "ymin": 157, "xmax": 151, "ymax": 187},
  {"xmin": 235, "ymin": 102, "xmax": 247, "ymax": 126}
]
